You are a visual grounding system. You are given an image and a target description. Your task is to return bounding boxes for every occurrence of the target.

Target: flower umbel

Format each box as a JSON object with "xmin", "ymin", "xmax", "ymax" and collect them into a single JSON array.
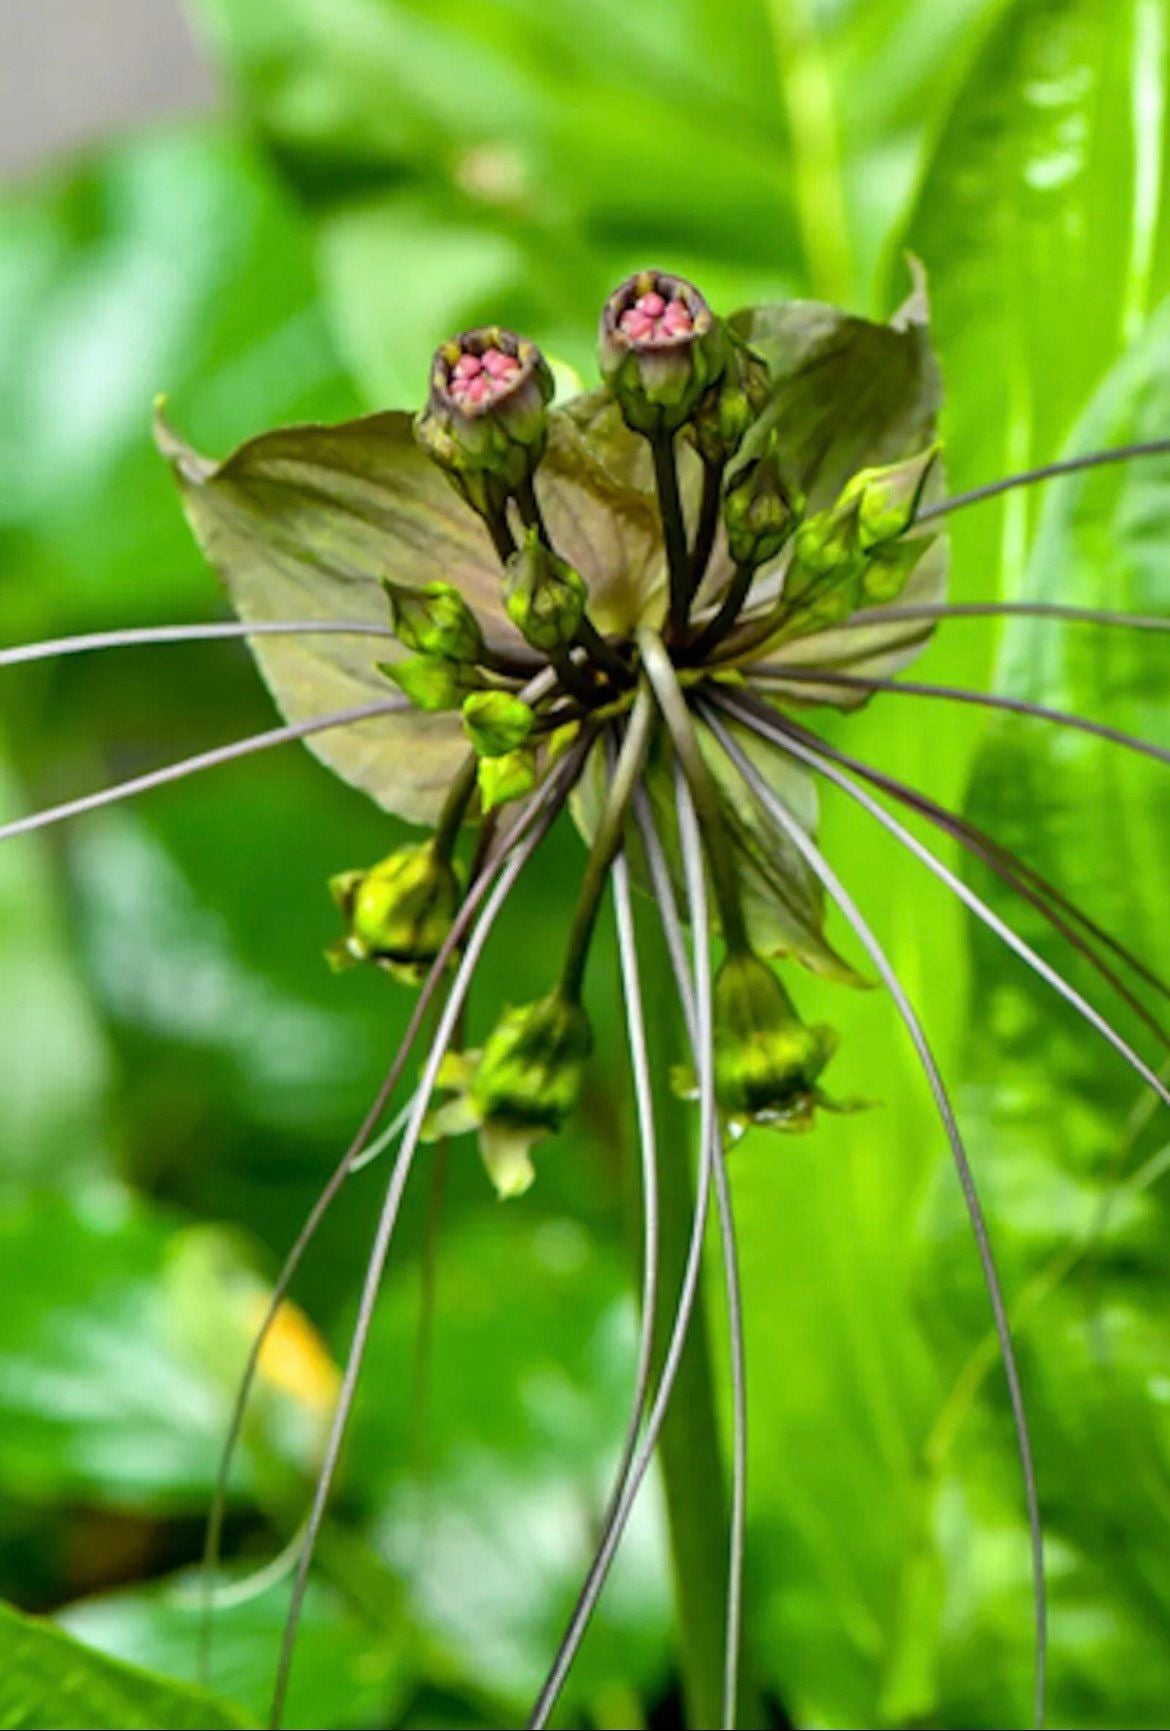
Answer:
[{"xmin": 154, "ymin": 261, "xmax": 1095, "ymax": 1731}]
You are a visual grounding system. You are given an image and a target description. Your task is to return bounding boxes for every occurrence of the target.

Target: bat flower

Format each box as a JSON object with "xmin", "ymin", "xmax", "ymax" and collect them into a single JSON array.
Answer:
[
  {"xmin": 155, "ymin": 266, "xmax": 948, "ymax": 1154},
  {"xmin": 3, "ymin": 260, "xmax": 1138, "ymax": 1726}
]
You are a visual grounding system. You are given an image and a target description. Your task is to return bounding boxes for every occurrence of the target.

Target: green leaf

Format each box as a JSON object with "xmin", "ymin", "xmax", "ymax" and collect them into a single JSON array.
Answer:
[
  {"xmin": 345, "ymin": 1209, "xmax": 671, "ymax": 1715},
  {"xmin": 920, "ymin": 293, "xmax": 1170, "ymax": 1727},
  {"xmin": 0, "ymin": 126, "xmax": 357, "ymax": 639},
  {"xmin": 0, "ymin": 1597, "xmax": 251, "ymax": 1729},
  {"xmin": 902, "ymin": 0, "xmax": 1170, "ymax": 606},
  {"xmin": 59, "ymin": 1567, "xmax": 406, "ymax": 1731},
  {"xmin": 0, "ymin": 1192, "xmax": 328, "ymax": 1509}
]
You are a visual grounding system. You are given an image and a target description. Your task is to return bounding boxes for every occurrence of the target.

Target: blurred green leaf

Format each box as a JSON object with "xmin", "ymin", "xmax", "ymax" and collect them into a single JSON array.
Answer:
[
  {"xmin": 902, "ymin": 0, "xmax": 1170, "ymax": 602},
  {"xmin": 187, "ymin": 0, "xmax": 1001, "ymax": 399},
  {"xmin": 346, "ymin": 1206, "xmax": 672, "ymax": 1718},
  {"xmin": 921, "ymin": 294, "xmax": 1170, "ymax": 1726},
  {"xmin": 0, "ymin": 1190, "xmax": 327, "ymax": 1510},
  {"xmin": 60, "ymin": 1566, "xmax": 405, "ymax": 1731},
  {"xmin": 0, "ymin": 126, "xmax": 358, "ymax": 638},
  {"xmin": 0, "ymin": 1596, "xmax": 251, "ymax": 1730}
]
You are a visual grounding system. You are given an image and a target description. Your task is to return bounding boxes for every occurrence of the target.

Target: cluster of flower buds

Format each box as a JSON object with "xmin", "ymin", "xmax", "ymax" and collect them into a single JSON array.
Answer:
[
  {"xmin": 415, "ymin": 327, "xmax": 554, "ymax": 522},
  {"xmin": 785, "ymin": 445, "xmax": 940, "ymax": 625},
  {"xmin": 712, "ymin": 949, "xmax": 838, "ymax": 1129},
  {"xmin": 378, "ymin": 577, "xmax": 488, "ymax": 710},
  {"xmin": 503, "ymin": 529, "xmax": 587, "ymax": 652},
  {"xmin": 461, "ymin": 689, "xmax": 538, "ymax": 813},
  {"xmin": 326, "ymin": 842, "xmax": 461, "ymax": 983},
  {"xmin": 599, "ymin": 270, "xmax": 727, "ymax": 437}
]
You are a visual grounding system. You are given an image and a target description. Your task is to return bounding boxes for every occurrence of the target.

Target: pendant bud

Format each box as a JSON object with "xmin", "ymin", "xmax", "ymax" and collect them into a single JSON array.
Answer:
[
  {"xmin": 415, "ymin": 327, "xmax": 554, "ymax": 519},
  {"xmin": 599, "ymin": 270, "xmax": 726, "ymax": 436},
  {"xmin": 477, "ymin": 746, "xmax": 537, "ymax": 812},
  {"xmin": 379, "ymin": 653, "xmax": 480, "ymax": 712},
  {"xmin": 383, "ymin": 577, "xmax": 484, "ymax": 664},
  {"xmin": 503, "ymin": 527, "xmax": 587, "ymax": 652},
  {"xmin": 471, "ymin": 988, "xmax": 593, "ymax": 1135},
  {"xmin": 713, "ymin": 950, "xmax": 837, "ymax": 1127},
  {"xmin": 462, "ymin": 689, "xmax": 536, "ymax": 757},
  {"xmin": 327, "ymin": 842, "xmax": 461, "ymax": 983},
  {"xmin": 723, "ymin": 430, "xmax": 799, "ymax": 568}
]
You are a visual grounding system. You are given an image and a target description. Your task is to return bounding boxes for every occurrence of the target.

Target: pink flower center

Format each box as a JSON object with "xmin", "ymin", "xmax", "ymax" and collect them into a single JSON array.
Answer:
[
  {"xmin": 450, "ymin": 345, "xmax": 523, "ymax": 408},
  {"xmin": 618, "ymin": 289, "xmax": 694, "ymax": 345}
]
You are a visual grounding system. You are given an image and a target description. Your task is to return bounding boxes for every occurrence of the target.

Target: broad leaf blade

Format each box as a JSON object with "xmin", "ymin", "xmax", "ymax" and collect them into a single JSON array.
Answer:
[{"xmin": 0, "ymin": 1598, "xmax": 251, "ymax": 1730}]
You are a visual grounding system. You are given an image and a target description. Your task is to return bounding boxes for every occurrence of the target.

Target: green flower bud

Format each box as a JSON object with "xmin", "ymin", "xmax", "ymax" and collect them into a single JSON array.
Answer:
[
  {"xmin": 462, "ymin": 689, "xmax": 536, "ymax": 757},
  {"xmin": 503, "ymin": 527, "xmax": 587, "ymax": 652},
  {"xmin": 328, "ymin": 841, "xmax": 461, "ymax": 983},
  {"xmin": 713, "ymin": 950, "xmax": 837, "ymax": 1127},
  {"xmin": 598, "ymin": 270, "xmax": 726, "ymax": 436},
  {"xmin": 837, "ymin": 444, "xmax": 941, "ymax": 550},
  {"xmin": 379, "ymin": 654, "xmax": 479, "ymax": 712},
  {"xmin": 477, "ymin": 746, "xmax": 537, "ymax": 812},
  {"xmin": 414, "ymin": 327, "xmax": 554, "ymax": 519},
  {"xmin": 861, "ymin": 534, "xmax": 934, "ymax": 604},
  {"xmin": 723, "ymin": 430, "xmax": 799, "ymax": 568},
  {"xmin": 471, "ymin": 988, "xmax": 592, "ymax": 1136},
  {"xmin": 689, "ymin": 326, "xmax": 771, "ymax": 465},
  {"xmin": 382, "ymin": 577, "xmax": 483, "ymax": 664}
]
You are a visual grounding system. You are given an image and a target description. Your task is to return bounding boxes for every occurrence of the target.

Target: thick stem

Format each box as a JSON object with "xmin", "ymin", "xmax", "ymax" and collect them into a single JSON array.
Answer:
[
  {"xmin": 559, "ymin": 689, "xmax": 655, "ymax": 1001},
  {"xmin": 687, "ymin": 561, "xmax": 758, "ymax": 663},
  {"xmin": 689, "ymin": 456, "xmax": 725, "ymax": 593},
  {"xmin": 638, "ymin": 629, "xmax": 749, "ymax": 953},
  {"xmin": 644, "ymin": 974, "xmax": 735, "ymax": 1731},
  {"xmin": 652, "ymin": 431, "xmax": 694, "ymax": 638}
]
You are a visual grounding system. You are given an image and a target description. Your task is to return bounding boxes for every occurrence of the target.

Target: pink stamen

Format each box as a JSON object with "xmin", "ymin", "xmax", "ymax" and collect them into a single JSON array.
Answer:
[
  {"xmin": 449, "ymin": 344, "xmax": 524, "ymax": 408},
  {"xmin": 620, "ymin": 308, "xmax": 655, "ymax": 340},
  {"xmin": 619, "ymin": 286, "xmax": 695, "ymax": 346},
  {"xmin": 482, "ymin": 347, "xmax": 519, "ymax": 379}
]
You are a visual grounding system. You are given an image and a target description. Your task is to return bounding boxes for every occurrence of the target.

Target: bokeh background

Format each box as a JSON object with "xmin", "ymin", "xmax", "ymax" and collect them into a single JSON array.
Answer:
[{"xmin": 4, "ymin": 2, "xmax": 1170, "ymax": 1727}]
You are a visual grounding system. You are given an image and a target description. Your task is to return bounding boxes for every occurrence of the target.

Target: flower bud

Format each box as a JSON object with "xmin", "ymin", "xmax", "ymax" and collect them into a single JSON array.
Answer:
[
  {"xmin": 836, "ymin": 444, "xmax": 941, "ymax": 550},
  {"xmin": 327, "ymin": 841, "xmax": 461, "ymax": 983},
  {"xmin": 379, "ymin": 653, "xmax": 479, "ymax": 712},
  {"xmin": 689, "ymin": 326, "xmax": 771, "ymax": 465},
  {"xmin": 783, "ymin": 495, "xmax": 866, "ymax": 627},
  {"xmin": 503, "ymin": 527, "xmax": 587, "ymax": 652},
  {"xmin": 598, "ymin": 270, "xmax": 726, "ymax": 436},
  {"xmin": 382, "ymin": 577, "xmax": 483, "ymax": 664},
  {"xmin": 477, "ymin": 746, "xmax": 537, "ymax": 813},
  {"xmin": 471, "ymin": 988, "xmax": 592, "ymax": 1135},
  {"xmin": 861, "ymin": 533, "xmax": 934, "ymax": 604},
  {"xmin": 462, "ymin": 689, "xmax": 536, "ymax": 757},
  {"xmin": 723, "ymin": 431, "xmax": 799, "ymax": 568},
  {"xmin": 713, "ymin": 950, "xmax": 837, "ymax": 1126},
  {"xmin": 414, "ymin": 327, "xmax": 554, "ymax": 519}
]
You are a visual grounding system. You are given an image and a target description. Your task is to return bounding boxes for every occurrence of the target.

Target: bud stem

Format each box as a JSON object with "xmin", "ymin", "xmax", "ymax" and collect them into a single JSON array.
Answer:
[
  {"xmin": 434, "ymin": 753, "xmax": 479, "ymax": 862},
  {"xmin": 516, "ymin": 477, "xmax": 634, "ymax": 688},
  {"xmin": 685, "ymin": 560, "xmax": 757, "ymax": 663},
  {"xmin": 637, "ymin": 628, "xmax": 749, "ymax": 955},
  {"xmin": 651, "ymin": 432, "xmax": 694, "ymax": 639},
  {"xmin": 558, "ymin": 687, "xmax": 656, "ymax": 1003},
  {"xmin": 688, "ymin": 456, "xmax": 724, "ymax": 595}
]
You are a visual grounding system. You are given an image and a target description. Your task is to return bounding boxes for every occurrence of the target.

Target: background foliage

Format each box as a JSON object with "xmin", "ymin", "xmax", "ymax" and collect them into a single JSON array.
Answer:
[{"xmin": 2, "ymin": 0, "xmax": 1169, "ymax": 1725}]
